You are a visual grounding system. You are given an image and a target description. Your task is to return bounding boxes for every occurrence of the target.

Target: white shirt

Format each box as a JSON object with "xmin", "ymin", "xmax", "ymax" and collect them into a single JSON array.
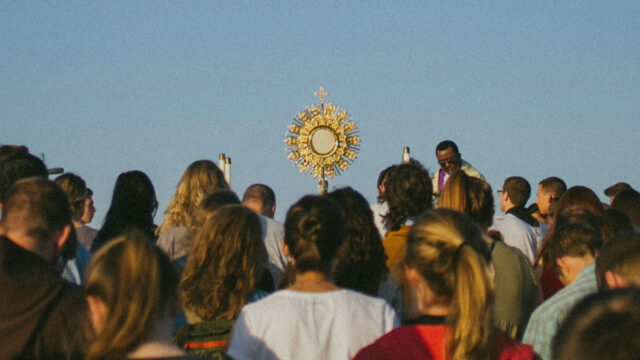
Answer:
[
  {"xmin": 259, "ymin": 216, "xmax": 288, "ymax": 285},
  {"xmin": 227, "ymin": 289, "xmax": 399, "ymax": 360},
  {"xmin": 491, "ymin": 213, "xmax": 538, "ymax": 264},
  {"xmin": 370, "ymin": 201, "xmax": 389, "ymax": 238}
]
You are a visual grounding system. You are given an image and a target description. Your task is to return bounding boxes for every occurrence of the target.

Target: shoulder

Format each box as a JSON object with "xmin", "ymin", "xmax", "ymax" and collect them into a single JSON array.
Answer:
[
  {"xmin": 460, "ymin": 159, "xmax": 485, "ymax": 180},
  {"xmin": 495, "ymin": 332, "xmax": 539, "ymax": 360}
]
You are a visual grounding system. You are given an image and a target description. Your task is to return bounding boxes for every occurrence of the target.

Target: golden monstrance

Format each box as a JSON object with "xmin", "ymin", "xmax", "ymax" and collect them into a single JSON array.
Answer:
[{"xmin": 285, "ymin": 87, "xmax": 360, "ymax": 195}]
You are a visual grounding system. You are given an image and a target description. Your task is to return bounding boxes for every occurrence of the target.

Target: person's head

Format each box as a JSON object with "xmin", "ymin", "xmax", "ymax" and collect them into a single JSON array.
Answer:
[
  {"xmin": 326, "ymin": 187, "xmax": 387, "ymax": 296},
  {"xmin": 536, "ymin": 177, "xmax": 567, "ymax": 216},
  {"xmin": 611, "ymin": 189, "xmax": 640, "ymax": 232},
  {"xmin": 404, "ymin": 209, "xmax": 493, "ymax": 359},
  {"xmin": 180, "ymin": 205, "xmax": 264, "ymax": 321},
  {"xmin": 381, "ymin": 160, "xmax": 432, "ymax": 231},
  {"xmin": 549, "ymin": 222, "xmax": 602, "ymax": 286},
  {"xmin": 596, "ymin": 232, "xmax": 640, "ymax": 290},
  {"xmin": 54, "ymin": 173, "xmax": 89, "ymax": 223},
  {"xmin": 80, "ymin": 188, "xmax": 96, "ymax": 225},
  {"xmin": 552, "ymin": 288, "xmax": 640, "ymax": 360},
  {"xmin": 93, "ymin": 171, "xmax": 158, "ymax": 252},
  {"xmin": 435, "ymin": 140, "xmax": 462, "ymax": 175},
  {"xmin": 376, "ymin": 164, "xmax": 396, "ymax": 199},
  {"xmin": 284, "ymin": 195, "xmax": 345, "ymax": 275},
  {"xmin": 159, "ymin": 160, "xmax": 228, "ymax": 232},
  {"xmin": 603, "ymin": 208, "xmax": 634, "ymax": 240},
  {"xmin": 500, "ymin": 176, "xmax": 531, "ymax": 212},
  {"xmin": 242, "ymin": 184, "xmax": 276, "ymax": 218},
  {"xmin": 190, "ymin": 189, "xmax": 241, "ymax": 234},
  {"xmin": 84, "ymin": 229, "xmax": 178, "ymax": 360},
  {"xmin": 0, "ymin": 145, "xmax": 29, "ymax": 163},
  {"xmin": 0, "ymin": 178, "xmax": 72, "ymax": 262},
  {"xmin": 0, "ymin": 152, "xmax": 48, "ymax": 202},
  {"xmin": 604, "ymin": 182, "xmax": 633, "ymax": 205},
  {"xmin": 438, "ymin": 170, "xmax": 495, "ymax": 231}
]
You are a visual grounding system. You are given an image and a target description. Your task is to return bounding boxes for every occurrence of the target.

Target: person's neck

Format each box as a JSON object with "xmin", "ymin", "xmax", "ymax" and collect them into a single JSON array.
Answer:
[
  {"xmin": 72, "ymin": 220, "xmax": 84, "ymax": 229},
  {"xmin": 126, "ymin": 316, "xmax": 185, "ymax": 359},
  {"xmin": 288, "ymin": 271, "xmax": 340, "ymax": 293}
]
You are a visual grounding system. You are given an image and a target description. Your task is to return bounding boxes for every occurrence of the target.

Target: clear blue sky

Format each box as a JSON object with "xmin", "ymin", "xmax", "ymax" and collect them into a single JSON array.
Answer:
[{"xmin": 2, "ymin": 1, "xmax": 639, "ymax": 223}]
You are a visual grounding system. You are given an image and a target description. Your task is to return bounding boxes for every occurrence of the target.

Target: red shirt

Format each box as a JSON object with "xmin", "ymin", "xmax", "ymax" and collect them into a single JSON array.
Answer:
[{"xmin": 354, "ymin": 324, "xmax": 539, "ymax": 360}]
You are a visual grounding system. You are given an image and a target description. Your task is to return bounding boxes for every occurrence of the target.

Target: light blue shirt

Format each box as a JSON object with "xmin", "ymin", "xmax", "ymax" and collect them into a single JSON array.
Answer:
[{"xmin": 522, "ymin": 262, "xmax": 597, "ymax": 360}]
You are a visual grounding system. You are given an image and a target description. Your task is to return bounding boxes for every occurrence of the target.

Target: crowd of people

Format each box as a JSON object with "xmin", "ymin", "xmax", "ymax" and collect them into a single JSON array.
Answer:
[{"xmin": 0, "ymin": 141, "xmax": 639, "ymax": 360}]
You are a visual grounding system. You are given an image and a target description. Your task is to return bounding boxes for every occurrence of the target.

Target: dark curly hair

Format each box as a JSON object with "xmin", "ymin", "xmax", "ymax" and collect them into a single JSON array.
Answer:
[
  {"xmin": 382, "ymin": 160, "xmax": 433, "ymax": 231},
  {"xmin": 284, "ymin": 195, "xmax": 345, "ymax": 274},
  {"xmin": 327, "ymin": 187, "xmax": 387, "ymax": 296}
]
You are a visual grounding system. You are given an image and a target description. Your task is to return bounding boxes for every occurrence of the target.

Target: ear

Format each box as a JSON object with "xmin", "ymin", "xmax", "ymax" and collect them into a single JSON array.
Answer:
[
  {"xmin": 605, "ymin": 271, "xmax": 626, "ymax": 289},
  {"xmin": 86, "ymin": 295, "xmax": 108, "ymax": 334},
  {"xmin": 281, "ymin": 238, "xmax": 290, "ymax": 258},
  {"xmin": 556, "ymin": 257, "xmax": 568, "ymax": 275},
  {"xmin": 54, "ymin": 225, "xmax": 71, "ymax": 252},
  {"xmin": 404, "ymin": 264, "xmax": 422, "ymax": 285}
]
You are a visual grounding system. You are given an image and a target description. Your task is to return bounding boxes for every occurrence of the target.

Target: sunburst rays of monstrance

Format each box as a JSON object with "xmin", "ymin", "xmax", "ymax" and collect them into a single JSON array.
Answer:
[{"xmin": 285, "ymin": 87, "xmax": 360, "ymax": 194}]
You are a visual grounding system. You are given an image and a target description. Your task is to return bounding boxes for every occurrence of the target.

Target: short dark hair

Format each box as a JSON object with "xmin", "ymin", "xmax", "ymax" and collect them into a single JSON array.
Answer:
[
  {"xmin": 435, "ymin": 140, "xmax": 459, "ymax": 154},
  {"xmin": 1, "ymin": 178, "xmax": 72, "ymax": 245},
  {"xmin": 539, "ymin": 177, "xmax": 567, "ymax": 200},
  {"xmin": 603, "ymin": 208, "xmax": 634, "ymax": 240},
  {"xmin": 612, "ymin": 189, "xmax": 640, "ymax": 231},
  {"xmin": 553, "ymin": 288, "xmax": 640, "ymax": 360},
  {"xmin": 0, "ymin": 152, "xmax": 48, "ymax": 200},
  {"xmin": 503, "ymin": 176, "xmax": 531, "ymax": 207},
  {"xmin": 0, "ymin": 145, "xmax": 29, "ymax": 163},
  {"xmin": 549, "ymin": 223, "xmax": 602, "ymax": 276},
  {"xmin": 381, "ymin": 160, "xmax": 433, "ymax": 231},
  {"xmin": 242, "ymin": 184, "xmax": 276, "ymax": 211},
  {"xmin": 596, "ymin": 232, "xmax": 640, "ymax": 290},
  {"xmin": 604, "ymin": 182, "xmax": 633, "ymax": 197}
]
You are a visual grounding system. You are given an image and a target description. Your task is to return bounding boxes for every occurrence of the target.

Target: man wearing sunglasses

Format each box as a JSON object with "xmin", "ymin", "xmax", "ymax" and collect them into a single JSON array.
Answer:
[{"xmin": 431, "ymin": 140, "xmax": 485, "ymax": 199}]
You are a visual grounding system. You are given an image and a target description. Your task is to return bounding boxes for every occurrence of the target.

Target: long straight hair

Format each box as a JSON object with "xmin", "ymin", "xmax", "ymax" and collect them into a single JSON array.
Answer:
[{"xmin": 84, "ymin": 229, "xmax": 178, "ymax": 360}]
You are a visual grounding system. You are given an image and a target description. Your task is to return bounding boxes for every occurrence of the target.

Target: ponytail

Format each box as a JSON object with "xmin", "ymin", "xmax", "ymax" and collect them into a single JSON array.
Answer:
[
  {"xmin": 449, "ymin": 245, "xmax": 494, "ymax": 360},
  {"xmin": 406, "ymin": 209, "xmax": 494, "ymax": 360}
]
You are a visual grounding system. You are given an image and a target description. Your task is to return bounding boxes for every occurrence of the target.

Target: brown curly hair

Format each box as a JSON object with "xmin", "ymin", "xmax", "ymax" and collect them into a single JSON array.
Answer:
[{"xmin": 180, "ymin": 205, "xmax": 264, "ymax": 320}]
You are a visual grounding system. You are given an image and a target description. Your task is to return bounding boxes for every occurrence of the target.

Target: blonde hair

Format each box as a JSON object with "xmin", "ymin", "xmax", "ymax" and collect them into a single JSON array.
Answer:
[
  {"xmin": 158, "ymin": 160, "xmax": 228, "ymax": 233},
  {"xmin": 438, "ymin": 170, "xmax": 494, "ymax": 231},
  {"xmin": 180, "ymin": 205, "xmax": 264, "ymax": 320},
  {"xmin": 406, "ymin": 209, "xmax": 494, "ymax": 360},
  {"xmin": 84, "ymin": 229, "xmax": 178, "ymax": 360}
]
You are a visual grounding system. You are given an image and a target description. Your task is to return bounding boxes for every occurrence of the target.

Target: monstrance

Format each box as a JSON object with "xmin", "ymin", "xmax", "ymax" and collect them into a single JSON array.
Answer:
[{"xmin": 285, "ymin": 87, "xmax": 360, "ymax": 194}]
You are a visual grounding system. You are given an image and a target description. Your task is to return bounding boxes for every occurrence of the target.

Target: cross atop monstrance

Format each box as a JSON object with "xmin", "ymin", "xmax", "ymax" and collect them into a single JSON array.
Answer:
[
  {"xmin": 285, "ymin": 87, "xmax": 361, "ymax": 195},
  {"xmin": 313, "ymin": 87, "xmax": 329, "ymax": 105}
]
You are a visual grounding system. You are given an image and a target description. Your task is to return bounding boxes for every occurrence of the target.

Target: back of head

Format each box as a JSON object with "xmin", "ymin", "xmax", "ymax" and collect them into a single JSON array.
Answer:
[
  {"xmin": 326, "ymin": 187, "xmax": 386, "ymax": 296},
  {"xmin": 439, "ymin": 170, "xmax": 494, "ymax": 231},
  {"xmin": 0, "ymin": 152, "xmax": 48, "ymax": 200},
  {"xmin": 596, "ymin": 232, "xmax": 640, "ymax": 290},
  {"xmin": 242, "ymin": 184, "xmax": 276, "ymax": 217},
  {"xmin": 181, "ymin": 205, "xmax": 263, "ymax": 321},
  {"xmin": 603, "ymin": 208, "xmax": 634, "ymax": 240},
  {"xmin": 612, "ymin": 189, "xmax": 640, "ymax": 231},
  {"xmin": 406, "ymin": 209, "xmax": 493, "ymax": 359},
  {"xmin": 85, "ymin": 229, "xmax": 178, "ymax": 360},
  {"xmin": 435, "ymin": 140, "xmax": 459, "ymax": 154},
  {"xmin": 503, "ymin": 176, "xmax": 531, "ymax": 207},
  {"xmin": 191, "ymin": 190, "xmax": 241, "ymax": 231},
  {"xmin": 381, "ymin": 160, "xmax": 432, "ymax": 231},
  {"xmin": 539, "ymin": 177, "xmax": 567, "ymax": 200},
  {"xmin": 0, "ymin": 145, "xmax": 29, "ymax": 163},
  {"xmin": 552, "ymin": 288, "xmax": 640, "ymax": 360},
  {"xmin": 54, "ymin": 173, "xmax": 88, "ymax": 222},
  {"xmin": 93, "ymin": 171, "xmax": 157, "ymax": 251},
  {"xmin": 1, "ymin": 178, "xmax": 71, "ymax": 248},
  {"xmin": 160, "ymin": 160, "xmax": 228, "ymax": 231},
  {"xmin": 284, "ymin": 195, "xmax": 345, "ymax": 274},
  {"xmin": 549, "ymin": 221, "xmax": 602, "ymax": 277},
  {"xmin": 604, "ymin": 182, "xmax": 632, "ymax": 197}
]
